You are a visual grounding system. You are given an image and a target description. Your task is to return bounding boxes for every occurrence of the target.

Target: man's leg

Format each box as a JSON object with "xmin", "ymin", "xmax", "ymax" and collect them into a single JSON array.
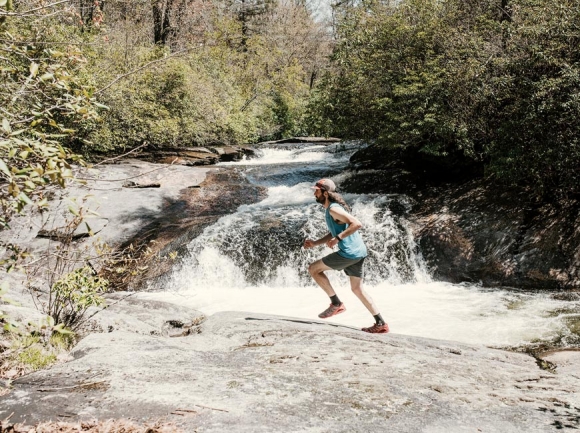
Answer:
[
  {"xmin": 309, "ymin": 259, "xmax": 346, "ymax": 318},
  {"xmin": 350, "ymin": 276, "xmax": 389, "ymax": 333},
  {"xmin": 349, "ymin": 276, "xmax": 379, "ymax": 315},
  {"xmin": 308, "ymin": 259, "xmax": 336, "ymax": 296}
]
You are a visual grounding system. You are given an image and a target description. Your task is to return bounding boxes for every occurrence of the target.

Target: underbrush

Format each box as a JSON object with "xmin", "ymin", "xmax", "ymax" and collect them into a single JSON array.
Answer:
[{"xmin": 0, "ymin": 322, "xmax": 75, "ymax": 381}]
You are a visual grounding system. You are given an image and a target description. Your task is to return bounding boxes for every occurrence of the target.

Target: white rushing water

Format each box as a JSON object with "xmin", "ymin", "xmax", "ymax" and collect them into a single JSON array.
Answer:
[{"xmin": 145, "ymin": 145, "xmax": 580, "ymax": 348}]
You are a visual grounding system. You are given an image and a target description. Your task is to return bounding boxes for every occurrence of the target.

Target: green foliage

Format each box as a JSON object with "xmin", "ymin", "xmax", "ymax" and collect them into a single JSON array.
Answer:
[
  {"xmin": 16, "ymin": 338, "xmax": 57, "ymax": 371},
  {"xmin": 82, "ymin": 3, "xmax": 319, "ymax": 153},
  {"xmin": 48, "ymin": 266, "xmax": 108, "ymax": 331},
  {"xmin": 2, "ymin": 317, "xmax": 74, "ymax": 377},
  {"xmin": 483, "ymin": 0, "xmax": 580, "ymax": 197},
  {"xmin": 85, "ymin": 49, "xmax": 262, "ymax": 151},
  {"xmin": 311, "ymin": 0, "xmax": 580, "ymax": 198},
  {"xmin": 0, "ymin": 1, "xmax": 103, "ymax": 228}
]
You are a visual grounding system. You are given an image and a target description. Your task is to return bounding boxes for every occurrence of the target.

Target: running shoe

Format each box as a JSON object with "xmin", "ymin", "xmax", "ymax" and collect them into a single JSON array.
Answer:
[
  {"xmin": 362, "ymin": 323, "xmax": 390, "ymax": 334},
  {"xmin": 318, "ymin": 303, "xmax": 346, "ymax": 319}
]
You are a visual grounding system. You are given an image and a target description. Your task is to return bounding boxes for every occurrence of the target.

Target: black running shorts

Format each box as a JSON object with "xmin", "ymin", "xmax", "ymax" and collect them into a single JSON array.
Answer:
[{"xmin": 321, "ymin": 252, "xmax": 366, "ymax": 278}]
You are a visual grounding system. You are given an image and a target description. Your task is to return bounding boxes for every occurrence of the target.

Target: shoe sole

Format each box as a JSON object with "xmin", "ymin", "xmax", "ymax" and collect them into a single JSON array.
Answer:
[
  {"xmin": 318, "ymin": 307, "xmax": 346, "ymax": 319},
  {"xmin": 362, "ymin": 327, "xmax": 390, "ymax": 334}
]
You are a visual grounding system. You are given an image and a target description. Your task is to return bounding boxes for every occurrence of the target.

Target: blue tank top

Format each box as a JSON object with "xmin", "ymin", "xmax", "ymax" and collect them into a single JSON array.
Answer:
[{"xmin": 325, "ymin": 203, "xmax": 367, "ymax": 259}]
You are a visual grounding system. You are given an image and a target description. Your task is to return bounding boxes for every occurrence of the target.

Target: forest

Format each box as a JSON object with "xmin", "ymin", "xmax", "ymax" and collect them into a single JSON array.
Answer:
[{"xmin": 1, "ymin": 0, "xmax": 579, "ymax": 227}]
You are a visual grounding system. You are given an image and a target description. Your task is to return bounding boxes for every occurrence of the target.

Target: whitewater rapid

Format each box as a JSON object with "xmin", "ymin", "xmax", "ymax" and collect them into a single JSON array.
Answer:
[{"xmin": 143, "ymin": 145, "xmax": 580, "ymax": 349}]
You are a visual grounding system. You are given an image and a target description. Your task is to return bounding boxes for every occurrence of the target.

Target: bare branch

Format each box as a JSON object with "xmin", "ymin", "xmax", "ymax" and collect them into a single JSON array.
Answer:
[
  {"xmin": 0, "ymin": 0, "xmax": 75, "ymax": 17},
  {"xmin": 95, "ymin": 49, "xmax": 189, "ymax": 95},
  {"xmin": 93, "ymin": 143, "xmax": 149, "ymax": 166}
]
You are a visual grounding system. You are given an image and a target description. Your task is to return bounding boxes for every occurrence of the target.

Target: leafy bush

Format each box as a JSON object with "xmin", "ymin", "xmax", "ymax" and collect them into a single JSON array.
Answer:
[
  {"xmin": 16, "ymin": 339, "xmax": 57, "ymax": 371},
  {"xmin": 1, "ymin": 316, "xmax": 75, "ymax": 378},
  {"xmin": 310, "ymin": 0, "xmax": 580, "ymax": 198},
  {"xmin": 0, "ymin": 0, "xmax": 104, "ymax": 228},
  {"xmin": 48, "ymin": 266, "xmax": 108, "ymax": 331}
]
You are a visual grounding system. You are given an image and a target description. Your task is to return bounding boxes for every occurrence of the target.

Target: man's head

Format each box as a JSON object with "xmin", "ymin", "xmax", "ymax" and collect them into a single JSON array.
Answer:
[
  {"xmin": 312, "ymin": 178, "xmax": 336, "ymax": 193},
  {"xmin": 312, "ymin": 178, "xmax": 336, "ymax": 205},
  {"xmin": 311, "ymin": 178, "xmax": 351, "ymax": 211}
]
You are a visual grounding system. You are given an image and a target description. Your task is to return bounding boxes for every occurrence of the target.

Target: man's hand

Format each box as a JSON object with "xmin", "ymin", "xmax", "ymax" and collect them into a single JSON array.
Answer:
[
  {"xmin": 303, "ymin": 239, "xmax": 315, "ymax": 249},
  {"xmin": 326, "ymin": 237, "xmax": 339, "ymax": 248}
]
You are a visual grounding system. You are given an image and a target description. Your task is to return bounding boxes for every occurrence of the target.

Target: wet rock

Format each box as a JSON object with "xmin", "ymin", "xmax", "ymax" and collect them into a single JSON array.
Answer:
[
  {"xmin": 410, "ymin": 181, "xmax": 579, "ymax": 289},
  {"xmin": 344, "ymin": 146, "xmax": 580, "ymax": 290},
  {"xmin": 122, "ymin": 181, "xmax": 161, "ymax": 188},
  {"xmin": 256, "ymin": 136, "xmax": 341, "ymax": 146},
  {"xmin": 107, "ymin": 168, "xmax": 268, "ymax": 289},
  {"xmin": 133, "ymin": 146, "xmax": 260, "ymax": 166}
]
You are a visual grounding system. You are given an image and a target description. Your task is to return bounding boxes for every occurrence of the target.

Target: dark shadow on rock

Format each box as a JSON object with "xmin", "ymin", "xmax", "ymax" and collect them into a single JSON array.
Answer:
[
  {"xmin": 340, "ymin": 145, "xmax": 580, "ymax": 290},
  {"xmin": 244, "ymin": 316, "xmax": 361, "ymax": 331}
]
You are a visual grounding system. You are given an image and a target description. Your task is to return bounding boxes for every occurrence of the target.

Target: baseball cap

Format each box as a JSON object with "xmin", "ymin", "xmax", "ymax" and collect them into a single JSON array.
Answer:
[{"xmin": 311, "ymin": 178, "xmax": 336, "ymax": 192}]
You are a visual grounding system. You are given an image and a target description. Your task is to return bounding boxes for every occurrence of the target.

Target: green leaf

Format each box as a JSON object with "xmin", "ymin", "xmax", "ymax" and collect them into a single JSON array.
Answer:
[
  {"xmin": 17, "ymin": 192, "xmax": 33, "ymax": 205},
  {"xmin": 0, "ymin": 159, "xmax": 11, "ymax": 177},
  {"xmin": 2, "ymin": 118, "xmax": 11, "ymax": 134},
  {"xmin": 3, "ymin": 322, "xmax": 19, "ymax": 332},
  {"xmin": 45, "ymin": 316, "xmax": 55, "ymax": 327},
  {"xmin": 30, "ymin": 62, "xmax": 39, "ymax": 77},
  {"xmin": 53, "ymin": 323, "xmax": 74, "ymax": 335}
]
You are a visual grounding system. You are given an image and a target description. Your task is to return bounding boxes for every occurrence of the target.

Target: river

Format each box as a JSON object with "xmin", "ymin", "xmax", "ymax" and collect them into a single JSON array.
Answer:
[{"xmin": 145, "ymin": 143, "xmax": 580, "ymax": 350}]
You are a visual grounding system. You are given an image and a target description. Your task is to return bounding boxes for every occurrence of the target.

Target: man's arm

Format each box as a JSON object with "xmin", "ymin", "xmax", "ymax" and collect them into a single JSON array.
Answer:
[
  {"xmin": 328, "ymin": 206, "xmax": 362, "ymax": 241},
  {"xmin": 303, "ymin": 233, "xmax": 333, "ymax": 249}
]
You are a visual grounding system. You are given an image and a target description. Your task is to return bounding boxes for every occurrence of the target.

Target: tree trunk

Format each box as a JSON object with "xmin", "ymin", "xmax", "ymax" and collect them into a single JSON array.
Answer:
[{"xmin": 152, "ymin": 0, "xmax": 173, "ymax": 45}]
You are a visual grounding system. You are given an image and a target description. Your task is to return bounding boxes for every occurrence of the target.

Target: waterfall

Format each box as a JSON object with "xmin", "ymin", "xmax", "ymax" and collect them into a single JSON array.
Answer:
[{"xmin": 144, "ymin": 143, "xmax": 580, "ymax": 349}]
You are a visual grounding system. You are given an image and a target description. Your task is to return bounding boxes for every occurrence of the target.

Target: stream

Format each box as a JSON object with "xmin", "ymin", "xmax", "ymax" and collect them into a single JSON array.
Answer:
[{"xmin": 145, "ymin": 143, "xmax": 580, "ymax": 350}]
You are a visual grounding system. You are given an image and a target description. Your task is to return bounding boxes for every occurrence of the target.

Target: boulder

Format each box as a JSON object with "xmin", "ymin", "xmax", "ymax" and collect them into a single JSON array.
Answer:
[{"xmin": 343, "ymin": 146, "xmax": 580, "ymax": 290}]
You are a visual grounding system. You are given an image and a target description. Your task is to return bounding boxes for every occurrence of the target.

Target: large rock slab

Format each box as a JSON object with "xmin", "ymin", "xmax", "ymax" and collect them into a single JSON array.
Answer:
[
  {"xmin": 2, "ymin": 311, "xmax": 579, "ymax": 432},
  {"xmin": 343, "ymin": 145, "xmax": 580, "ymax": 290},
  {"xmin": 0, "ymin": 160, "xmax": 210, "ymax": 253},
  {"xmin": 83, "ymin": 292, "xmax": 206, "ymax": 337}
]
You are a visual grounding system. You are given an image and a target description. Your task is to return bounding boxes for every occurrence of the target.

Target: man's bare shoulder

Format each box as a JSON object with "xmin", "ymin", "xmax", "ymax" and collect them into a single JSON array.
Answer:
[{"xmin": 328, "ymin": 204, "xmax": 350, "ymax": 221}]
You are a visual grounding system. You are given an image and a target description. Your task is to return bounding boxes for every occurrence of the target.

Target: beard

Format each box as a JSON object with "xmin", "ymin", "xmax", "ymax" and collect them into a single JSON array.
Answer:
[{"xmin": 315, "ymin": 194, "xmax": 326, "ymax": 205}]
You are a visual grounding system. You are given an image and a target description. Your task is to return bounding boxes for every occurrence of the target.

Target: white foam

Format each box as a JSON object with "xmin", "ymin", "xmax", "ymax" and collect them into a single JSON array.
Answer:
[
  {"xmin": 149, "ymin": 147, "xmax": 579, "ymax": 348},
  {"xmin": 143, "ymin": 278, "xmax": 575, "ymax": 347},
  {"xmin": 218, "ymin": 147, "xmax": 330, "ymax": 166}
]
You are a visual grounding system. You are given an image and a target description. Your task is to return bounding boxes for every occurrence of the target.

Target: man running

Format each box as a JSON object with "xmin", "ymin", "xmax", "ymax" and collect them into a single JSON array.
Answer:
[{"xmin": 303, "ymin": 178, "xmax": 389, "ymax": 333}]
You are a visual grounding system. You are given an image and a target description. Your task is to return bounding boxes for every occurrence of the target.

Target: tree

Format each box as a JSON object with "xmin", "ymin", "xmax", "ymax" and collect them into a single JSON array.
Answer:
[
  {"xmin": 310, "ymin": 0, "xmax": 580, "ymax": 198},
  {"xmin": 0, "ymin": 0, "xmax": 102, "ymax": 228}
]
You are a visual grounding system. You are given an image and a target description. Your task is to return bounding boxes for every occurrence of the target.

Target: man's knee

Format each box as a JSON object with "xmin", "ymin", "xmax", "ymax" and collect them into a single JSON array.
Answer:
[
  {"xmin": 308, "ymin": 263, "xmax": 318, "ymax": 276},
  {"xmin": 308, "ymin": 262, "xmax": 325, "ymax": 276},
  {"xmin": 350, "ymin": 277, "xmax": 363, "ymax": 294}
]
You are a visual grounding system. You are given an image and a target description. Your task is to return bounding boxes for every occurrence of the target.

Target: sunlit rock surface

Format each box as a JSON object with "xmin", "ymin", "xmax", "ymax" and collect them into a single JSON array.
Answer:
[
  {"xmin": 2, "ymin": 309, "xmax": 579, "ymax": 432},
  {"xmin": 2, "ymin": 152, "xmax": 579, "ymax": 431}
]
